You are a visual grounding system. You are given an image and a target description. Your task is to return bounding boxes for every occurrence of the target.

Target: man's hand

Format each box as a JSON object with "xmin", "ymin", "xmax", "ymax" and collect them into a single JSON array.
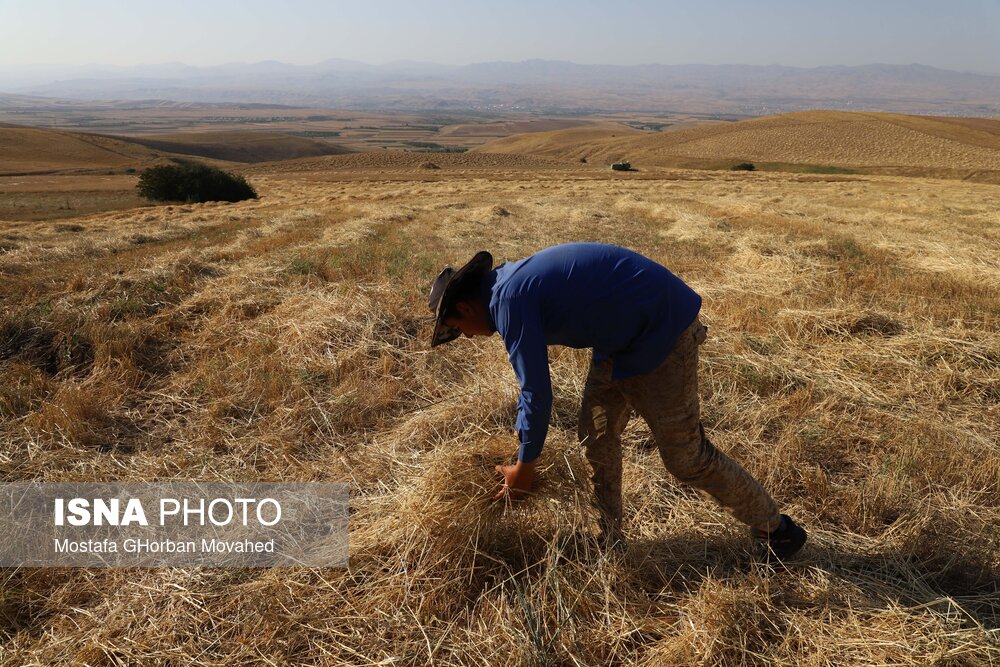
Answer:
[{"xmin": 491, "ymin": 459, "xmax": 536, "ymax": 502}]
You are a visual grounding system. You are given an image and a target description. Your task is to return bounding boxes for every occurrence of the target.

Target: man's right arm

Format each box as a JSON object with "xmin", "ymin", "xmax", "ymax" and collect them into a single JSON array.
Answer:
[{"xmin": 494, "ymin": 296, "xmax": 552, "ymax": 464}]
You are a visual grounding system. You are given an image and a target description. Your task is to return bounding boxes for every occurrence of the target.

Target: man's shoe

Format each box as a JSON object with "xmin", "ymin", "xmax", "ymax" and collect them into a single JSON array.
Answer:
[{"xmin": 751, "ymin": 514, "xmax": 806, "ymax": 561}]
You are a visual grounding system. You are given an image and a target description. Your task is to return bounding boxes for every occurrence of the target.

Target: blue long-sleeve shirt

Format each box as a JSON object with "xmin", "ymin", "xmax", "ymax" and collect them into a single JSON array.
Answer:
[{"xmin": 480, "ymin": 242, "xmax": 702, "ymax": 463}]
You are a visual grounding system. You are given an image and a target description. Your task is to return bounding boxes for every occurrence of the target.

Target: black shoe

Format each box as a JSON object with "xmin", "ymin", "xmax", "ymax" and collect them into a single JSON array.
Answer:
[{"xmin": 751, "ymin": 514, "xmax": 806, "ymax": 561}]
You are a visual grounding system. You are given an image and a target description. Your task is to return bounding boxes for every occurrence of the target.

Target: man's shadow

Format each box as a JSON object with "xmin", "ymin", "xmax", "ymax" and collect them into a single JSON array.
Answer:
[{"xmin": 616, "ymin": 531, "xmax": 999, "ymax": 632}]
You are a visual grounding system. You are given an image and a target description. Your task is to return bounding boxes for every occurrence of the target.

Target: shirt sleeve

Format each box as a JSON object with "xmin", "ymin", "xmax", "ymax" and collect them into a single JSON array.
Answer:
[{"xmin": 493, "ymin": 295, "xmax": 552, "ymax": 463}]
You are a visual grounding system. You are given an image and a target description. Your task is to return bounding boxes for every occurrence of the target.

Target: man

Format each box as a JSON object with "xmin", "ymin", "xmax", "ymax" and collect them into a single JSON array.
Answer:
[{"xmin": 427, "ymin": 242, "xmax": 806, "ymax": 560}]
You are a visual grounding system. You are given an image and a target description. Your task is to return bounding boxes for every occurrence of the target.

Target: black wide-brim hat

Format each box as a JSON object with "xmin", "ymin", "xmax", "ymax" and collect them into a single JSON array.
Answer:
[{"xmin": 427, "ymin": 250, "xmax": 493, "ymax": 347}]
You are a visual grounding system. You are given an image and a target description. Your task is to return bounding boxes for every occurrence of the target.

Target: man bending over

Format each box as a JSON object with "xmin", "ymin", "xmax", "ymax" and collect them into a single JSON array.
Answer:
[{"xmin": 427, "ymin": 242, "xmax": 806, "ymax": 561}]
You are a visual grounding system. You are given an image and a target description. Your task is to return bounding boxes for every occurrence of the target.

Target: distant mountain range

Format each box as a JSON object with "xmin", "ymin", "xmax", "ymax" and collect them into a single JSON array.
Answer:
[{"xmin": 2, "ymin": 60, "xmax": 998, "ymax": 116}]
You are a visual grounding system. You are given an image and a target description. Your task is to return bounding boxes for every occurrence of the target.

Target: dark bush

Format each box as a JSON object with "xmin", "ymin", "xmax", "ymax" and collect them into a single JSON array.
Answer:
[
  {"xmin": 136, "ymin": 163, "xmax": 257, "ymax": 203},
  {"xmin": 732, "ymin": 162, "xmax": 756, "ymax": 171}
]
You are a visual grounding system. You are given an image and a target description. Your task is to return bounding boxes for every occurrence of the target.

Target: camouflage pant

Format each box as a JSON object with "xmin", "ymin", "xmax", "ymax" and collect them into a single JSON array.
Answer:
[{"xmin": 578, "ymin": 317, "xmax": 782, "ymax": 540}]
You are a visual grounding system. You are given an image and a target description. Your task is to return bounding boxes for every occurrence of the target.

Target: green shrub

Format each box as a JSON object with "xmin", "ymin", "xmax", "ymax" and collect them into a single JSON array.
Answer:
[
  {"xmin": 136, "ymin": 163, "xmax": 257, "ymax": 203},
  {"xmin": 732, "ymin": 162, "xmax": 756, "ymax": 171}
]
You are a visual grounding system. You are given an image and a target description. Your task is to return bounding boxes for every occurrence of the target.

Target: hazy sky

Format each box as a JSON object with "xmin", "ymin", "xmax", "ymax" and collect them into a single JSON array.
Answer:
[{"xmin": 2, "ymin": 0, "xmax": 999, "ymax": 73}]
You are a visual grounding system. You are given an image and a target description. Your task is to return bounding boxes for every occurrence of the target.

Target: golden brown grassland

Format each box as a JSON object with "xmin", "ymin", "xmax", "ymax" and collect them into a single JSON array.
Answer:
[
  {"xmin": 0, "ymin": 162, "xmax": 998, "ymax": 665},
  {"xmin": 476, "ymin": 111, "xmax": 1000, "ymax": 183}
]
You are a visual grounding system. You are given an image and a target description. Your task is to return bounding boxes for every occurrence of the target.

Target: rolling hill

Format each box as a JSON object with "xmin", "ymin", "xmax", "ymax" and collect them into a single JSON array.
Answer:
[
  {"xmin": 0, "ymin": 124, "xmax": 352, "ymax": 175},
  {"xmin": 114, "ymin": 130, "xmax": 351, "ymax": 163},
  {"xmin": 0, "ymin": 123, "xmax": 167, "ymax": 175},
  {"xmin": 475, "ymin": 111, "xmax": 1000, "ymax": 176}
]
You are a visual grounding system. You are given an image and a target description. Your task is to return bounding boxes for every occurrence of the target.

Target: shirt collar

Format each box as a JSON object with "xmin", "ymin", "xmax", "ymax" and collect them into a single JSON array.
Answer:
[{"xmin": 480, "ymin": 268, "xmax": 499, "ymax": 333}]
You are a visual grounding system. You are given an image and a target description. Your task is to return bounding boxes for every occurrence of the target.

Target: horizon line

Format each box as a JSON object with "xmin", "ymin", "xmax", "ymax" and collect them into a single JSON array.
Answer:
[{"xmin": 2, "ymin": 58, "xmax": 998, "ymax": 77}]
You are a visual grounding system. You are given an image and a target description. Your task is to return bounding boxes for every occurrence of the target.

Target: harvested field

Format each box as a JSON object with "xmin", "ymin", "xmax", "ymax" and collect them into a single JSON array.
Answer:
[
  {"xmin": 657, "ymin": 115, "xmax": 1000, "ymax": 169},
  {"xmin": 0, "ymin": 156, "xmax": 998, "ymax": 665},
  {"xmin": 115, "ymin": 130, "xmax": 352, "ymax": 163},
  {"xmin": 477, "ymin": 111, "xmax": 1000, "ymax": 179},
  {"xmin": 439, "ymin": 118, "xmax": 592, "ymax": 137},
  {"xmin": 0, "ymin": 125, "xmax": 165, "ymax": 175},
  {"xmin": 247, "ymin": 150, "xmax": 580, "ymax": 173},
  {"xmin": 0, "ymin": 175, "xmax": 148, "ymax": 222}
]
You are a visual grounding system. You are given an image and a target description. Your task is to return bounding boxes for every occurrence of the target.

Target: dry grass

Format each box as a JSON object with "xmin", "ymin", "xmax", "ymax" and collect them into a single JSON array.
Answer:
[
  {"xmin": 0, "ymin": 125, "xmax": 346, "ymax": 179},
  {"xmin": 117, "ymin": 131, "xmax": 351, "ymax": 164},
  {"xmin": 0, "ymin": 126, "xmax": 165, "ymax": 176},
  {"xmin": 1, "ymin": 162, "xmax": 998, "ymax": 665},
  {"xmin": 438, "ymin": 119, "xmax": 592, "ymax": 138},
  {"xmin": 244, "ymin": 150, "xmax": 578, "ymax": 174},
  {"xmin": 0, "ymin": 174, "xmax": 147, "ymax": 222},
  {"xmin": 477, "ymin": 111, "xmax": 1000, "ymax": 179}
]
